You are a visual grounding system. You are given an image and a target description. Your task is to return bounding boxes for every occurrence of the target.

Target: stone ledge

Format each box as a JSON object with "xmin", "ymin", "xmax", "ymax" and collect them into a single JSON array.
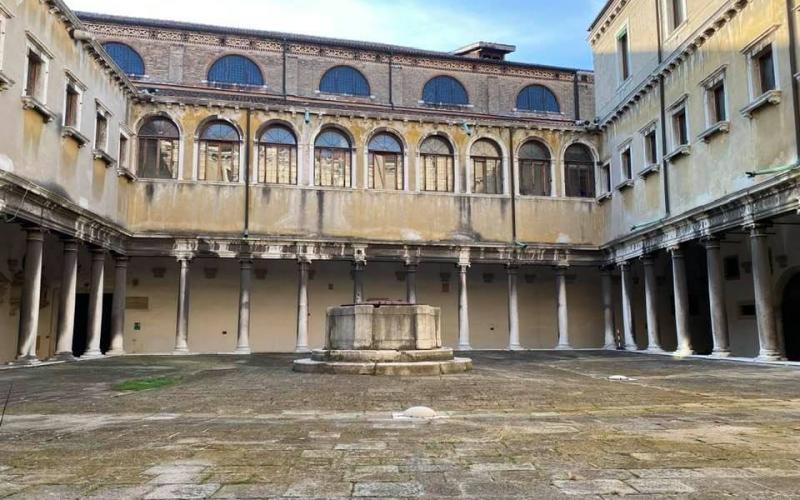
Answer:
[
  {"xmin": 292, "ymin": 357, "xmax": 472, "ymax": 376},
  {"xmin": 311, "ymin": 348, "xmax": 455, "ymax": 363}
]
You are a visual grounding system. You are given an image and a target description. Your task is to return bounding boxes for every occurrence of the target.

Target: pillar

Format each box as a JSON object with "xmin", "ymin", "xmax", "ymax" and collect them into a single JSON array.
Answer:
[
  {"xmin": 704, "ymin": 237, "xmax": 730, "ymax": 357},
  {"xmin": 457, "ymin": 263, "xmax": 471, "ymax": 350},
  {"xmin": 173, "ymin": 257, "xmax": 191, "ymax": 354},
  {"xmin": 15, "ymin": 227, "xmax": 44, "ymax": 364},
  {"xmin": 670, "ymin": 245, "xmax": 693, "ymax": 356},
  {"xmin": 405, "ymin": 263, "xmax": 418, "ymax": 304},
  {"xmin": 555, "ymin": 267, "xmax": 570, "ymax": 349},
  {"xmin": 749, "ymin": 224, "xmax": 781, "ymax": 361},
  {"xmin": 601, "ymin": 268, "xmax": 616, "ymax": 349},
  {"xmin": 235, "ymin": 258, "xmax": 252, "ymax": 354},
  {"xmin": 82, "ymin": 248, "xmax": 106, "ymax": 359},
  {"xmin": 353, "ymin": 261, "xmax": 365, "ymax": 304},
  {"xmin": 620, "ymin": 262, "xmax": 637, "ymax": 350},
  {"xmin": 296, "ymin": 259, "xmax": 310, "ymax": 353},
  {"xmin": 642, "ymin": 256, "xmax": 663, "ymax": 353},
  {"xmin": 507, "ymin": 265, "xmax": 522, "ymax": 350},
  {"xmin": 53, "ymin": 239, "xmax": 78, "ymax": 360},
  {"xmin": 107, "ymin": 255, "xmax": 128, "ymax": 356}
]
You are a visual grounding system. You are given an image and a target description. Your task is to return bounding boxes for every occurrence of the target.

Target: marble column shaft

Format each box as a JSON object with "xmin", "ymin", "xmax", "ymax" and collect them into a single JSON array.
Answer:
[
  {"xmin": 83, "ymin": 248, "xmax": 106, "ymax": 358},
  {"xmin": 507, "ymin": 265, "xmax": 521, "ymax": 350},
  {"xmin": 643, "ymin": 256, "xmax": 662, "ymax": 352},
  {"xmin": 670, "ymin": 246, "xmax": 693, "ymax": 356},
  {"xmin": 353, "ymin": 262, "xmax": 365, "ymax": 304},
  {"xmin": 555, "ymin": 267, "xmax": 570, "ymax": 349},
  {"xmin": 174, "ymin": 258, "xmax": 191, "ymax": 354},
  {"xmin": 236, "ymin": 259, "xmax": 252, "ymax": 354},
  {"xmin": 296, "ymin": 260, "xmax": 310, "ymax": 353},
  {"xmin": 704, "ymin": 238, "xmax": 730, "ymax": 357},
  {"xmin": 406, "ymin": 264, "xmax": 418, "ymax": 305},
  {"xmin": 108, "ymin": 255, "xmax": 128, "ymax": 355},
  {"xmin": 16, "ymin": 228, "xmax": 44, "ymax": 362},
  {"xmin": 620, "ymin": 262, "xmax": 637, "ymax": 350},
  {"xmin": 457, "ymin": 264, "xmax": 471, "ymax": 350},
  {"xmin": 601, "ymin": 269, "xmax": 616, "ymax": 349},
  {"xmin": 749, "ymin": 225, "xmax": 780, "ymax": 360},
  {"xmin": 54, "ymin": 239, "xmax": 79, "ymax": 359}
]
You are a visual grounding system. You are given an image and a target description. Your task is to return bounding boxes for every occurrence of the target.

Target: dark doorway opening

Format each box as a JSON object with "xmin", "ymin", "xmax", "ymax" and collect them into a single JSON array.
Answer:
[
  {"xmin": 72, "ymin": 293, "xmax": 113, "ymax": 357},
  {"xmin": 782, "ymin": 274, "xmax": 800, "ymax": 361},
  {"xmin": 684, "ymin": 243, "xmax": 713, "ymax": 355}
]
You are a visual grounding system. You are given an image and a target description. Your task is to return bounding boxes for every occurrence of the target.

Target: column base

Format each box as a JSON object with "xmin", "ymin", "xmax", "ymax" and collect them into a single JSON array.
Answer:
[
  {"xmin": 555, "ymin": 344, "xmax": 573, "ymax": 350},
  {"xmin": 603, "ymin": 343, "xmax": 618, "ymax": 350},
  {"xmin": 81, "ymin": 350, "xmax": 104, "ymax": 359},
  {"xmin": 50, "ymin": 352, "xmax": 77, "ymax": 362},
  {"xmin": 12, "ymin": 355, "xmax": 40, "ymax": 366},
  {"xmin": 645, "ymin": 346, "xmax": 664, "ymax": 354},
  {"xmin": 295, "ymin": 346, "xmax": 310, "ymax": 354},
  {"xmin": 235, "ymin": 347, "xmax": 252, "ymax": 355},
  {"xmin": 756, "ymin": 350, "xmax": 782, "ymax": 362},
  {"xmin": 673, "ymin": 348, "xmax": 694, "ymax": 357},
  {"xmin": 105, "ymin": 350, "xmax": 126, "ymax": 357},
  {"xmin": 457, "ymin": 344, "xmax": 472, "ymax": 352},
  {"xmin": 508, "ymin": 344, "xmax": 524, "ymax": 351},
  {"xmin": 172, "ymin": 348, "xmax": 189, "ymax": 355},
  {"xmin": 624, "ymin": 343, "xmax": 639, "ymax": 351},
  {"xmin": 711, "ymin": 349, "xmax": 731, "ymax": 358}
]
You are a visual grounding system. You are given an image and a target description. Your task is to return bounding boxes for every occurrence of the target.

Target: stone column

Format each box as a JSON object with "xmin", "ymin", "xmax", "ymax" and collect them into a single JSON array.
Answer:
[
  {"xmin": 296, "ymin": 259, "xmax": 310, "ymax": 353},
  {"xmin": 620, "ymin": 262, "xmax": 638, "ymax": 350},
  {"xmin": 642, "ymin": 256, "xmax": 663, "ymax": 353},
  {"xmin": 457, "ymin": 263, "xmax": 471, "ymax": 350},
  {"xmin": 352, "ymin": 261, "xmax": 365, "ymax": 304},
  {"xmin": 749, "ymin": 224, "xmax": 781, "ymax": 361},
  {"xmin": 555, "ymin": 267, "xmax": 571, "ymax": 349},
  {"xmin": 107, "ymin": 255, "xmax": 128, "ymax": 356},
  {"xmin": 53, "ymin": 239, "xmax": 79, "ymax": 360},
  {"xmin": 670, "ymin": 245, "xmax": 693, "ymax": 356},
  {"xmin": 507, "ymin": 265, "xmax": 522, "ymax": 350},
  {"xmin": 173, "ymin": 257, "xmax": 191, "ymax": 354},
  {"xmin": 83, "ymin": 248, "xmax": 107, "ymax": 358},
  {"xmin": 236, "ymin": 258, "xmax": 252, "ymax": 354},
  {"xmin": 601, "ymin": 268, "xmax": 616, "ymax": 349},
  {"xmin": 704, "ymin": 237, "xmax": 730, "ymax": 357},
  {"xmin": 16, "ymin": 228, "xmax": 44, "ymax": 364},
  {"xmin": 405, "ymin": 263, "xmax": 418, "ymax": 304}
]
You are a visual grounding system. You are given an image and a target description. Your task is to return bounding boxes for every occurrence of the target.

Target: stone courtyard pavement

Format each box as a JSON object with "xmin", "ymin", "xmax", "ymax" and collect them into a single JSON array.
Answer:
[{"xmin": 0, "ymin": 352, "xmax": 799, "ymax": 499}]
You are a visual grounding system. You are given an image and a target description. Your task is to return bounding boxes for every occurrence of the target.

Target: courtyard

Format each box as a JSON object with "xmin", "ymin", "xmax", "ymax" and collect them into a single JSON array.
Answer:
[{"xmin": 0, "ymin": 353, "xmax": 799, "ymax": 499}]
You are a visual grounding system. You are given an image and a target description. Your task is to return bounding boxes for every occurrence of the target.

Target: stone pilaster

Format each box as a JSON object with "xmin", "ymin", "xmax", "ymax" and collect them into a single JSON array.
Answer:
[
  {"xmin": 107, "ymin": 255, "xmax": 129, "ymax": 356},
  {"xmin": 642, "ymin": 256, "xmax": 663, "ymax": 353},
  {"xmin": 173, "ymin": 257, "xmax": 191, "ymax": 354},
  {"xmin": 235, "ymin": 257, "xmax": 252, "ymax": 355},
  {"xmin": 82, "ymin": 248, "xmax": 106, "ymax": 359},
  {"xmin": 15, "ymin": 228, "xmax": 44, "ymax": 364},
  {"xmin": 53, "ymin": 239, "xmax": 79, "ymax": 361},
  {"xmin": 507, "ymin": 265, "xmax": 522, "ymax": 350},
  {"xmin": 669, "ymin": 245, "xmax": 693, "ymax": 356},
  {"xmin": 748, "ymin": 224, "xmax": 781, "ymax": 361},
  {"xmin": 704, "ymin": 237, "xmax": 730, "ymax": 357}
]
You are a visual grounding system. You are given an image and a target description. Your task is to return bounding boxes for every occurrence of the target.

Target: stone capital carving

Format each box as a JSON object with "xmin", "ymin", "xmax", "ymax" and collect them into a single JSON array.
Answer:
[
  {"xmin": 457, "ymin": 248, "xmax": 471, "ymax": 267},
  {"xmin": 352, "ymin": 244, "xmax": 367, "ymax": 264}
]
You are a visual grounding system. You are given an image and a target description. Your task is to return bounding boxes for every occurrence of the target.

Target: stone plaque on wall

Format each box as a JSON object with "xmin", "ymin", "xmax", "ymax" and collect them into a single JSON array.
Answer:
[{"xmin": 126, "ymin": 297, "xmax": 149, "ymax": 310}]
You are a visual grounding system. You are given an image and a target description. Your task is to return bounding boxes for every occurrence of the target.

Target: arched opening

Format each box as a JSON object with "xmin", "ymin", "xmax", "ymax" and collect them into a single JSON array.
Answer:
[
  {"xmin": 314, "ymin": 129, "xmax": 352, "ymax": 188},
  {"xmin": 471, "ymin": 139, "xmax": 503, "ymax": 194},
  {"xmin": 782, "ymin": 273, "xmax": 800, "ymax": 361},
  {"xmin": 564, "ymin": 143, "xmax": 596, "ymax": 198},
  {"xmin": 257, "ymin": 124, "xmax": 297, "ymax": 184},
  {"xmin": 102, "ymin": 42, "xmax": 145, "ymax": 77},
  {"xmin": 320, "ymin": 66, "xmax": 370, "ymax": 96},
  {"xmin": 422, "ymin": 76, "xmax": 469, "ymax": 106},
  {"xmin": 208, "ymin": 55, "xmax": 264, "ymax": 87},
  {"xmin": 519, "ymin": 140, "xmax": 551, "ymax": 196},
  {"xmin": 419, "ymin": 135, "xmax": 454, "ymax": 192},
  {"xmin": 198, "ymin": 120, "xmax": 241, "ymax": 182},
  {"xmin": 138, "ymin": 116, "xmax": 180, "ymax": 179},
  {"xmin": 368, "ymin": 132, "xmax": 403, "ymax": 190}
]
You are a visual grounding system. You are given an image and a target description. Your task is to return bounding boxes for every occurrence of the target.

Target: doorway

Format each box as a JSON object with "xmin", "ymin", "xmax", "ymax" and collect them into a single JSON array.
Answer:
[
  {"xmin": 72, "ymin": 293, "xmax": 113, "ymax": 357},
  {"xmin": 782, "ymin": 274, "xmax": 800, "ymax": 361}
]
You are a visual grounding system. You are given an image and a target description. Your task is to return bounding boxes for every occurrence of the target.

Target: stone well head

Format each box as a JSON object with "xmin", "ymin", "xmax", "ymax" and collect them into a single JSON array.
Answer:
[{"xmin": 325, "ymin": 301, "xmax": 442, "ymax": 351}]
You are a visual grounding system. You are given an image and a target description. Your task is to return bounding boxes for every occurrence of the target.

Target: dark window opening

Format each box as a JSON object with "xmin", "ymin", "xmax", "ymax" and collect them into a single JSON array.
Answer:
[
  {"xmin": 711, "ymin": 81, "xmax": 727, "ymax": 122},
  {"xmin": 757, "ymin": 46, "xmax": 776, "ymax": 94},
  {"xmin": 724, "ymin": 256, "xmax": 741, "ymax": 280},
  {"xmin": 621, "ymin": 148, "xmax": 632, "ymax": 180},
  {"xmin": 645, "ymin": 130, "xmax": 658, "ymax": 164},
  {"xmin": 519, "ymin": 141, "xmax": 551, "ymax": 196},
  {"xmin": 618, "ymin": 31, "xmax": 630, "ymax": 81},
  {"xmin": 138, "ymin": 117, "xmax": 180, "ymax": 179},
  {"xmin": 565, "ymin": 144, "xmax": 596, "ymax": 198},
  {"xmin": 674, "ymin": 108, "xmax": 689, "ymax": 146},
  {"xmin": 64, "ymin": 84, "xmax": 79, "ymax": 128},
  {"xmin": 25, "ymin": 49, "xmax": 44, "ymax": 99}
]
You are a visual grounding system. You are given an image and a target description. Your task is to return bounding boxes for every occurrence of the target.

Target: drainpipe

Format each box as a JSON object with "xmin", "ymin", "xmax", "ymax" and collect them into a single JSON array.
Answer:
[
  {"xmin": 389, "ymin": 52, "xmax": 395, "ymax": 110},
  {"xmin": 282, "ymin": 37, "xmax": 288, "ymax": 101},
  {"xmin": 786, "ymin": 0, "xmax": 800, "ymax": 159},
  {"xmin": 573, "ymin": 71, "xmax": 581, "ymax": 121},
  {"xmin": 655, "ymin": 0, "xmax": 671, "ymax": 218},
  {"xmin": 244, "ymin": 108, "xmax": 252, "ymax": 239},
  {"xmin": 508, "ymin": 126, "xmax": 519, "ymax": 246}
]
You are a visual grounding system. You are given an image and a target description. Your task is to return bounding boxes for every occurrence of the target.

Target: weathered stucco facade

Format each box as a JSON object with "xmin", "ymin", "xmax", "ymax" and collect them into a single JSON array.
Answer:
[{"xmin": 1, "ymin": 0, "xmax": 799, "ymax": 364}]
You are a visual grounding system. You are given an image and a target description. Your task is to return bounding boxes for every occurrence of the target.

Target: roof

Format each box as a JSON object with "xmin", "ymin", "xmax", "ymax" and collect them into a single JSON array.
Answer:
[
  {"xmin": 75, "ymin": 11, "xmax": 593, "ymax": 74},
  {"xmin": 588, "ymin": 0, "xmax": 616, "ymax": 32}
]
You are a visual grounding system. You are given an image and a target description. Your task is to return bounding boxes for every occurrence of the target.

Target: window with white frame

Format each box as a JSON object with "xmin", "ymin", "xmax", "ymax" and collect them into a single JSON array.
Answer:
[
  {"xmin": 119, "ymin": 132, "xmax": 130, "ymax": 171},
  {"xmin": 63, "ymin": 73, "xmax": 84, "ymax": 129},
  {"xmin": 643, "ymin": 125, "xmax": 658, "ymax": 167},
  {"xmin": 0, "ymin": 4, "xmax": 10, "ymax": 75},
  {"xmin": 600, "ymin": 162, "xmax": 612, "ymax": 195},
  {"xmin": 664, "ymin": 0, "xmax": 686, "ymax": 33},
  {"xmin": 741, "ymin": 27, "xmax": 780, "ymax": 117},
  {"xmin": 699, "ymin": 67, "xmax": 730, "ymax": 141},
  {"xmin": 24, "ymin": 39, "xmax": 50, "ymax": 103},
  {"xmin": 617, "ymin": 26, "xmax": 631, "ymax": 83},
  {"xmin": 620, "ymin": 144, "xmax": 633, "ymax": 183},
  {"xmin": 668, "ymin": 97, "xmax": 690, "ymax": 155},
  {"xmin": 94, "ymin": 102, "xmax": 111, "ymax": 152}
]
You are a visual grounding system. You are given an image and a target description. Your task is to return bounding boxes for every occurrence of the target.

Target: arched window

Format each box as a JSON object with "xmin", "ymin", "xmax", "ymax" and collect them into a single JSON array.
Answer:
[
  {"xmin": 368, "ymin": 133, "xmax": 403, "ymax": 190},
  {"xmin": 198, "ymin": 121, "xmax": 240, "ymax": 182},
  {"xmin": 138, "ymin": 117, "xmax": 180, "ymax": 179},
  {"xmin": 419, "ymin": 136, "xmax": 454, "ymax": 192},
  {"xmin": 471, "ymin": 139, "xmax": 503, "ymax": 195},
  {"xmin": 320, "ymin": 66, "xmax": 370, "ymax": 97},
  {"xmin": 102, "ymin": 42, "xmax": 145, "ymax": 77},
  {"xmin": 314, "ymin": 129, "xmax": 352, "ymax": 188},
  {"xmin": 564, "ymin": 144, "xmax": 596, "ymax": 198},
  {"xmin": 422, "ymin": 76, "xmax": 468, "ymax": 106},
  {"xmin": 519, "ymin": 140, "xmax": 551, "ymax": 196},
  {"xmin": 208, "ymin": 55, "xmax": 264, "ymax": 87},
  {"xmin": 516, "ymin": 85, "xmax": 560, "ymax": 113},
  {"xmin": 257, "ymin": 125, "xmax": 297, "ymax": 185}
]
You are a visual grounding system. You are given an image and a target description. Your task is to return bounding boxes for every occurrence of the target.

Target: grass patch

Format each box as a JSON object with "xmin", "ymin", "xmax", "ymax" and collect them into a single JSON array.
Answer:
[{"xmin": 112, "ymin": 376, "xmax": 180, "ymax": 392}]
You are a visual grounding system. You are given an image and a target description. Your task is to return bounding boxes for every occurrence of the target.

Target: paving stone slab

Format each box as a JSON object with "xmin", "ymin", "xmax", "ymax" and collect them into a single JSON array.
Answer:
[
  {"xmin": 144, "ymin": 483, "xmax": 221, "ymax": 499},
  {"xmin": 552, "ymin": 479, "xmax": 638, "ymax": 496},
  {"xmin": 626, "ymin": 478, "xmax": 695, "ymax": 493},
  {"xmin": 353, "ymin": 481, "xmax": 424, "ymax": 497}
]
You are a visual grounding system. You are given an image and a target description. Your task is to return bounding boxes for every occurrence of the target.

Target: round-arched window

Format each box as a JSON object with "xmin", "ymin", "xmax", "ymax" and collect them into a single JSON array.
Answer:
[
  {"xmin": 208, "ymin": 55, "xmax": 264, "ymax": 87},
  {"xmin": 564, "ymin": 143, "xmax": 596, "ymax": 198},
  {"xmin": 320, "ymin": 66, "xmax": 370, "ymax": 97},
  {"xmin": 102, "ymin": 42, "xmax": 145, "ymax": 77},
  {"xmin": 198, "ymin": 121, "xmax": 241, "ymax": 182},
  {"xmin": 422, "ymin": 76, "xmax": 469, "ymax": 106},
  {"xmin": 519, "ymin": 140, "xmax": 551, "ymax": 196},
  {"xmin": 471, "ymin": 139, "xmax": 503, "ymax": 195},
  {"xmin": 516, "ymin": 85, "xmax": 560, "ymax": 113},
  {"xmin": 138, "ymin": 117, "xmax": 180, "ymax": 179},
  {"xmin": 258, "ymin": 125, "xmax": 297, "ymax": 185},
  {"xmin": 419, "ymin": 136, "xmax": 454, "ymax": 192},
  {"xmin": 368, "ymin": 133, "xmax": 403, "ymax": 190},
  {"xmin": 314, "ymin": 129, "xmax": 352, "ymax": 188}
]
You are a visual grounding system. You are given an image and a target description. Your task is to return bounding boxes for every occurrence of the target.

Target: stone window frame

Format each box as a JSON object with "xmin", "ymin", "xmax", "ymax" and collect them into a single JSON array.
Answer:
[
  {"xmin": 118, "ymin": 127, "xmax": 132, "ymax": 176},
  {"xmin": 665, "ymin": 94, "xmax": 691, "ymax": 162},
  {"xmin": 93, "ymin": 99, "xmax": 116, "ymax": 166},
  {"xmin": 741, "ymin": 25, "xmax": 782, "ymax": 119},
  {"xmin": 698, "ymin": 65, "xmax": 730, "ymax": 142},
  {"xmin": 467, "ymin": 136, "xmax": 508, "ymax": 197},
  {"xmin": 515, "ymin": 137, "xmax": 556, "ymax": 199},
  {"xmin": 639, "ymin": 120, "xmax": 661, "ymax": 178},
  {"xmin": 192, "ymin": 117, "xmax": 246, "ymax": 184},
  {"xmin": 597, "ymin": 161, "xmax": 612, "ymax": 202},
  {"xmin": 0, "ymin": 1, "xmax": 13, "ymax": 91},
  {"xmin": 416, "ymin": 132, "xmax": 460, "ymax": 195},
  {"xmin": 662, "ymin": 0, "xmax": 688, "ymax": 37},
  {"xmin": 616, "ymin": 139, "xmax": 634, "ymax": 192},
  {"xmin": 61, "ymin": 70, "xmax": 88, "ymax": 147},
  {"xmin": 21, "ymin": 31, "xmax": 55, "ymax": 121},
  {"xmin": 615, "ymin": 21, "xmax": 632, "ymax": 86},
  {"xmin": 362, "ymin": 128, "xmax": 409, "ymax": 193}
]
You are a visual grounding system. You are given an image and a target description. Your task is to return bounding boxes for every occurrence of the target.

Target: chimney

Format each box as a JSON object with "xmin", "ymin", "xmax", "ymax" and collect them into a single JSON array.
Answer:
[{"xmin": 451, "ymin": 42, "xmax": 516, "ymax": 61}]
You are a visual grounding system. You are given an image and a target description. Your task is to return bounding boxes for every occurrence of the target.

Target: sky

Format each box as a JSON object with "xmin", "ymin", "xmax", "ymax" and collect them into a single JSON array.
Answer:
[{"xmin": 64, "ymin": 0, "xmax": 605, "ymax": 70}]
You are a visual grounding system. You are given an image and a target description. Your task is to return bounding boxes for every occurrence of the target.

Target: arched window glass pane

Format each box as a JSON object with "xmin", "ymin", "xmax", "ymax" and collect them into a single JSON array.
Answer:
[
  {"xmin": 139, "ymin": 117, "xmax": 179, "ymax": 139},
  {"xmin": 564, "ymin": 144, "xmax": 595, "ymax": 198},
  {"xmin": 320, "ymin": 66, "xmax": 370, "ymax": 96},
  {"xmin": 519, "ymin": 141, "xmax": 550, "ymax": 161},
  {"xmin": 260, "ymin": 125, "xmax": 296, "ymax": 145},
  {"xmin": 519, "ymin": 141, "xmax": 551, "ymax": 196},
  {"xmin": 516, "ymin": 85, "xmax": 560, "ymax": 113},
  {"xmin": 208, "ymin": 55, "xmax": 264, "ymax": 86},
  {"xmin": 200, "ymin": 122, "xmax": 240, "ymax": 142},
  {"xmin": 368, "ymin": 133, "xmax": 402, "ymax": 153},
  {"xmin": 422, "ymin": 76, "xmax": 469, "ymax": 105},
  {"xmin": 137, "ymin": 117, "xmax": 180, "ymax": 179},
  {"xmin": 471, "ymin": 139, "xmax": 501, "ymax": 158},
  {"xmin": 315, "ymin": 130, "xmax": 350, "ymax": 149},
  {"xmin": 419, "ymin": 136, "xmax": 453, "ymax": 155},
  {"xmin": 102, "ymin": 42, "xmax": 145, "ymax": 76}
]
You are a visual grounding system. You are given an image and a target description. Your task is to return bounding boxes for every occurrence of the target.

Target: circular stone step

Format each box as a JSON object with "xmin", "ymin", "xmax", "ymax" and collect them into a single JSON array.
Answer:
[
  {"xmin": 292, "ymin": 357, "xmax": 472, "ymax": 376},
  {"xmin": 311, "ymin": 348, "xmax": 455, "ymax": 363}
]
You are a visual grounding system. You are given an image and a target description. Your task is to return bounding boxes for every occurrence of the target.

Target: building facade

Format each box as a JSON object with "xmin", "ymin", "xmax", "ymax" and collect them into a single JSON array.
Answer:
[{"xmin": 0, "ymin": 0, "xmax": 798, "ymax": 363}]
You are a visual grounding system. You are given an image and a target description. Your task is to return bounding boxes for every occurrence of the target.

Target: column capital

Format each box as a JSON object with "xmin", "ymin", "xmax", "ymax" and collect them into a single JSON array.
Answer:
[
  {"xmin": 505, "ymin": 263, "xmax": 520, "ymax": 273},
  {"xmin": 745, "ymin": 222, "xmax": 771, "ymax": 237},
  {"xmin": 90, "ymin": 247, "xmax": 107, "ymax": 259},
  {"xmin": 701, "ymin": 235, "xmax": 723, "ymax": 248},
  {"xmin": 176, "ymin": 254, "xmax": 194, "ymax": 263},
  {"xmin": 667, "ymin": 244, "xmax": 683, "ymax": 256},
  {"xmin": 640, "ymin": 254, "xmax": 656, "ymax": 265},
  {"xmin": 24, "ymin": 226, "xmax": 45, "ymax": 240},
  {"xmin": 618, "ymin": 260, "xmax": 632, "ymax": 271},
  {"xmin": 298, "ymin": 254, "xmax": 313, "ymax": 265},
  {"xmin": 114, "ymin": 255, "xmax": 130, "ymax": 266},
  {"xmin": 62, "ymin": 239, "xmax": 79, "ymax": 252},
  {"xmin": 457, "ymin": 247, "xmax": 471, "ymax": 268}
]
